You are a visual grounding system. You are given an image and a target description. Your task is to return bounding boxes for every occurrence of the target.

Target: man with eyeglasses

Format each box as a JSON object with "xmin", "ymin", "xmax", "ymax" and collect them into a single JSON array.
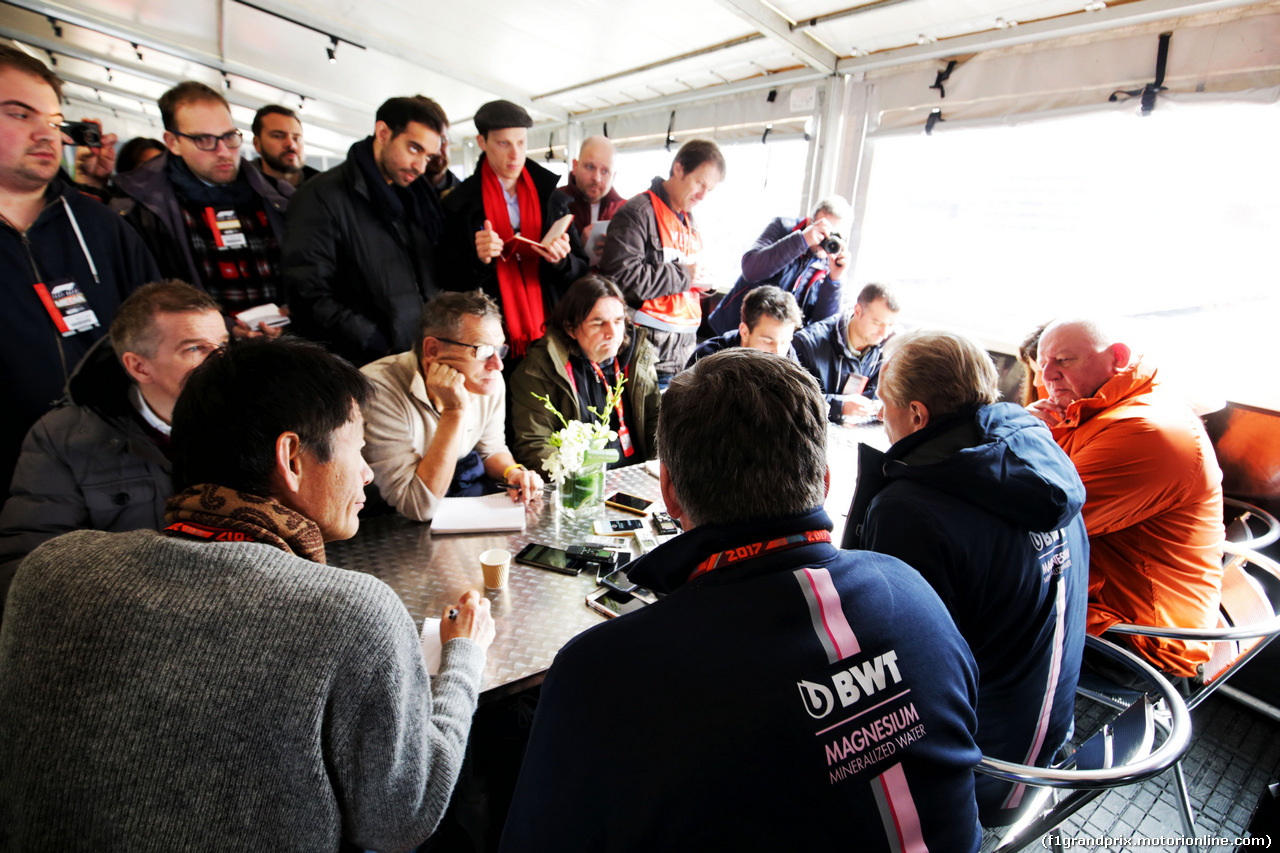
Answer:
[
  {"xmin": 0, "ymin": 46, "xmax": 160, "ymax": 508},
  {"xmin": 361, "ymin": 290, "xmax": 543, "ymax": 522},
  {"xmin": 112, "ymin": 81, "xmax": 292, "ymax": 334}
]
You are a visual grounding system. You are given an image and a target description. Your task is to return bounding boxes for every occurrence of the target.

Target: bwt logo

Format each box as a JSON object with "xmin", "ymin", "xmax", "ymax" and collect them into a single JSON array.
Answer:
[
  {"xmin": 797, "ymin": 650, "xmax": 903, "ymax": 719},
  {"xmin": 1029, "ymin": 529, "xmax": 1064, "ymax": 551}
]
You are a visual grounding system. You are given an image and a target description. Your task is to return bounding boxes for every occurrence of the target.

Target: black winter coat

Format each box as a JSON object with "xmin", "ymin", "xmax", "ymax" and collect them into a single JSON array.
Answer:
[
  {"xmin": 436, "ymin": 155, "xmax": 588, "ymax": 318},
  {"xmin": 1, "ymin": 180, "xmax": 159, "ymax": 502},
  {"xmin": 282, "ymin": 142, "xmax": 440, "ymax": 366}
]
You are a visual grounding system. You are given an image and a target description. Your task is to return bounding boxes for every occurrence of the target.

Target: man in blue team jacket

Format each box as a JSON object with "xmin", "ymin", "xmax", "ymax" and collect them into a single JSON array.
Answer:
[
  {"xmin": 845, "ymin": 329, "xmax": 1088, "ymax": 828},
  {"xmin": 502, "ymin": 349, "xmax": 983, "ymax": 852}
]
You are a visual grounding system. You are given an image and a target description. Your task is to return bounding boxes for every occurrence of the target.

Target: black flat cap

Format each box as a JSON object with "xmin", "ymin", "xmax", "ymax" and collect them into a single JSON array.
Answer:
[{"xmin": 474, "ymin": 100, "xmax": 533, "ymax": 134}]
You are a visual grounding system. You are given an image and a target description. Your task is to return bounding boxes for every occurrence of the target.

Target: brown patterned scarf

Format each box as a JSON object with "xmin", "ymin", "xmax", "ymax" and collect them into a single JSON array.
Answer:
[{"xmin": 163, "ymin": 484, "xmax": 327, "ymax": 564}]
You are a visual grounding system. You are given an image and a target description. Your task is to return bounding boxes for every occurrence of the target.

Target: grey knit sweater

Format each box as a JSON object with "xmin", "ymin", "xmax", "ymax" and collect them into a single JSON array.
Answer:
[{"xmin": 0, "ymin": 528, "xmax": 486, "ymax": 852}]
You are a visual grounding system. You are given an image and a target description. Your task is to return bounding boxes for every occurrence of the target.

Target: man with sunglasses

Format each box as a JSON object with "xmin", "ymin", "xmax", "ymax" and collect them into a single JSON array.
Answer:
[
  {"xmin": 112, "ymin": 81, "xmax": 292, "ymax": 334},
  {"xmin": 361, "ymin": 291, "xmax": 543, "ymax": 522}
]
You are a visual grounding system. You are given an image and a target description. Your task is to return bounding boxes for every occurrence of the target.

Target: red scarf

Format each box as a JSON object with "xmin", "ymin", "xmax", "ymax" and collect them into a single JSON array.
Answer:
[{"xmin": 481, "ymin": 159, "xmax": 544, "ymax": 356}]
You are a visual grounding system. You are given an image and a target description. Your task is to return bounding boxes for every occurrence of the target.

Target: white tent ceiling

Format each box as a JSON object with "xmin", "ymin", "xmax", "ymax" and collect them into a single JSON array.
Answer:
[{"xmin": 0, "ymin": 0, "xmax": 1268, "ymax": 158}]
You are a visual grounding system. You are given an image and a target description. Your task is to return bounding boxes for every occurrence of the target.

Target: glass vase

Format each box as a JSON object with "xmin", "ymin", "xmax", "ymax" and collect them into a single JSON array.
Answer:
[{"xmin": 557, "ymin": 462, "xmax": 607, "ymax": 521}]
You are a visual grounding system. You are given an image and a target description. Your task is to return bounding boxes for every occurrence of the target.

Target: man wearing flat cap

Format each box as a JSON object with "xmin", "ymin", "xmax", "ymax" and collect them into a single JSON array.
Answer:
[{"xmin": 438, "ymin": 100, "xmax": 588, "ymax": 359}]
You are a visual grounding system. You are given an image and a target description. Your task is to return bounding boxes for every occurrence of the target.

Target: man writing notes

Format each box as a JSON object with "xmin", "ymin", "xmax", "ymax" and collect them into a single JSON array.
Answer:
[
  {"xmin": 599, "ymin": 139, "xmax": 724, "ymax": 387},
  {"xmin": 437, "ymin": 100, "xmax": 587, "ymax": 357}
]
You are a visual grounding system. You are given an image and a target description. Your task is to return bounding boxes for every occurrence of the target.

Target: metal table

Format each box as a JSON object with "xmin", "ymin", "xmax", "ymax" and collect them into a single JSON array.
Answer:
[{"xmin": 328, "ymin": 422, "xmax": 889, "ymax": 699}]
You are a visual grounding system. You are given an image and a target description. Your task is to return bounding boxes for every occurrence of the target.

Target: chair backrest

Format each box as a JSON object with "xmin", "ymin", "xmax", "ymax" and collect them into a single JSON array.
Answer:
[
  {"xmin": 1203, "ymin": 552, "xmax": 1276, "ymax": 684},
  {"xmin": 1070, "ymin": 695, "xmax": 1155, "ymax": 773}
]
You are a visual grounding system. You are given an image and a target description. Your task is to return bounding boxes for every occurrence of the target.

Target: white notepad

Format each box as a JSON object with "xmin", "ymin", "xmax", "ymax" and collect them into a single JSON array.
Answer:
[{"xmin": 431, "ymin": 493, "xmax": 526, "ymax": 534}]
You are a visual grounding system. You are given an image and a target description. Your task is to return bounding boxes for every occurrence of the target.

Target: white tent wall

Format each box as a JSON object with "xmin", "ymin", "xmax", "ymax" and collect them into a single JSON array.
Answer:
[{"xmin": 867, "ymin": 1, "xmax": 1280, "ymax": 131}]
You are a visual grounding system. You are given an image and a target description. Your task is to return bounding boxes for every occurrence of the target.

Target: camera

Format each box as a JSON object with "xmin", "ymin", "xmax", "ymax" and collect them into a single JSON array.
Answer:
[
  {"xmin": 820, "ymin": 233, "xmax": 844, "ymax": 255},
  {"xmin": 60, "ymin": 121, "xmax": 102, "ymax": 147}
]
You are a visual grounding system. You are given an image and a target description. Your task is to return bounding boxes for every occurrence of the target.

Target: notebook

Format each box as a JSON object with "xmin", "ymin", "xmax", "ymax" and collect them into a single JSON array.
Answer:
[{"xmin": 431, "ymin": 493, "xmax": 526, "ymax": 534}]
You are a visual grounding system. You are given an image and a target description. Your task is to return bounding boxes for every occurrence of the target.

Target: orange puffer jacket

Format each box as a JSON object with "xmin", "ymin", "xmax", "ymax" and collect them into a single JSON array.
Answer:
[{"xmin": 1051, "ymin": 359, "xmax": 1224, "ymax": 678}]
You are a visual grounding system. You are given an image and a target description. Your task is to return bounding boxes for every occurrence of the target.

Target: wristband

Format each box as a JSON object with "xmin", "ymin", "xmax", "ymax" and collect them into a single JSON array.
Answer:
[{"xmin": 503, "ymin": 463, "xmax": 525, "ymax": 481}]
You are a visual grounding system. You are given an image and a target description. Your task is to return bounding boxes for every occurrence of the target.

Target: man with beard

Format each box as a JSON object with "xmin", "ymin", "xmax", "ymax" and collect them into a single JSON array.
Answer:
[
  {"xmin": 111, "ymin": 82, "xmax": 291, "ymax": 332},
  {"xmin": 0, "ymin": 46, "xmax": 159, "ymax": 505},
  {"xmin": 283, "ymin": 96, "xmax": 447, "ymax": 366},
  {"xmin": 438, "ymin": 100, "xmax": 588, "ymax": 359},
  {"xmin": 425, "ymin": 124, "xmax": 462, "ymax": 197},
  {"xmin": 251, "ymin": 105, "xmax": 318, "ymax": 191}
]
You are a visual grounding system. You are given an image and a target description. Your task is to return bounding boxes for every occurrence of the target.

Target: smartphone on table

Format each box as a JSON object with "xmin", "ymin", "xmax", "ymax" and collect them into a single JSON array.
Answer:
[
  {"xmin": 605, "ymin": 492, "xmax": 653, "ymax": 515},
  {"xmin": 515, "ymin": 542, "xmax": 582, "ymax": 576},
  {"xmin": 586, "ymin": 586, "xmax": 650, "ymax": 618},
  {"xmin": 593, "ymin": 518, "xmax": 644, "ymax": 536}
]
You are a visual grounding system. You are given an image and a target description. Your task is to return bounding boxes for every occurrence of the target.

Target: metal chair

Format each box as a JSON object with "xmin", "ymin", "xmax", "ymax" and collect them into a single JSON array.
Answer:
[
  {"xmin": 1224, "ymin": 497, "xmax": 1280, "ymax": 549},
  {"xmin": 1096, "ymin": 541, "xmax": 1280, "ymax": 838},
  {"xmin": 976, "ymin": 634, "xmax": 1193, "ymax": 853}
]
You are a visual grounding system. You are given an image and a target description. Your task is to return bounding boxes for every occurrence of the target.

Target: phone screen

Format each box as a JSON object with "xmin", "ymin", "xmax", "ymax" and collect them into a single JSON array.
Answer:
[
  {"xmin": 587, "ymin": 588, "xmax": 648, "ymax": 618},
  {"xmin": 516, "ymin": 543, "xmax": 580, "ymax": 575},
  {"xmin": 611, "ymin": 518, "xmax": 643, "ymax": 531},
  {"xmin": 606, "ymin": 492, "xmax": 653, "ymax": 513}
]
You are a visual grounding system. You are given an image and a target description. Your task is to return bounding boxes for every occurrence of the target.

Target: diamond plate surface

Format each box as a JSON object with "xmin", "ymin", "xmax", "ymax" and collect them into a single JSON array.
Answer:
[{"xmin": 329, "ymin": 426, "xmax": 887, "ymax": 698}]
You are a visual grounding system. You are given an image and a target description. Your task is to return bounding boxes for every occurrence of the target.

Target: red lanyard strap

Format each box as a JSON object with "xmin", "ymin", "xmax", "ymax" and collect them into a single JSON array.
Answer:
[
  {"xmin": 688, "ymin": 529, "xmax": 831, "ymax": 582},
  {"xmin": 565, "ymin": 359, "xmax": 635, "ymax": 457}
]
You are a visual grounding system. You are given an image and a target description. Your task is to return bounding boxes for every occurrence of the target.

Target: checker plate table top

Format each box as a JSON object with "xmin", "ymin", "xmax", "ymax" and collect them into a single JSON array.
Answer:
[{"xmin": 328, "ymin": 424, "xmax": 887, "ymax": 700}]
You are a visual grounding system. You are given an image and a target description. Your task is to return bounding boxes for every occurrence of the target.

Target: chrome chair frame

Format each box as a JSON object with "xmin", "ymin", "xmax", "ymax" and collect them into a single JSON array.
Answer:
[
  {"xmin": 1099, "ymin": 541, "xmax": 1280, "ymax": 839},
  {"xmin": 976, "ymin": 634, "xmax": 1193, "ymax": 853},
  {"xmin": 1224, "ymin": 497, "xmax": 1280, "ymax": 549}
]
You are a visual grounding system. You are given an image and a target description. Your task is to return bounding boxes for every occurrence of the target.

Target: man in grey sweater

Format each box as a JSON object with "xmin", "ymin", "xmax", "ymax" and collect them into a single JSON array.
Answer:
[{"xmin": 0, "ymin": 338, "xmax": 494, "ymax": 851}]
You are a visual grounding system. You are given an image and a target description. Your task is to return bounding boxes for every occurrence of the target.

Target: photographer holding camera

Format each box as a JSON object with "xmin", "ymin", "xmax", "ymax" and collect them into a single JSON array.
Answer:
[{"xmin": 706, "ymin": 195, "xmax": 853, "ymax": 336}]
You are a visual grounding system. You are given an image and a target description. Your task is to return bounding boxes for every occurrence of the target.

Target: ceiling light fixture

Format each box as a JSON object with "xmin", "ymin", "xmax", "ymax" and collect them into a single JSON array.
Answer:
[{"xmin": 327, "ymin": 36, "xmax": 338, "ymax": 64}]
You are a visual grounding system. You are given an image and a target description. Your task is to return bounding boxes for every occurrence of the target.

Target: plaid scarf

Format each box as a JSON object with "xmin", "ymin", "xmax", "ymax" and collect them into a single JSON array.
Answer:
[{"xmin": 163, "ymin": 484, "xmax": 326, "ymax": 564}]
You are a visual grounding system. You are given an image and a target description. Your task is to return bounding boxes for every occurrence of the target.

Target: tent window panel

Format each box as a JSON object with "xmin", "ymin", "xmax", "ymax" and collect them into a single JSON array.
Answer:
[{"xmin": 856, "ymin": 100, "xmax": 1280, "ymax": 410}]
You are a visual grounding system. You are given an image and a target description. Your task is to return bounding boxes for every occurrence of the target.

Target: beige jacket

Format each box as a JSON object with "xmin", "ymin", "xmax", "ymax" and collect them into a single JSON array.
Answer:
[{"xmin": 360, "ymin": 351, "xmax": 508, "ymax": 521}]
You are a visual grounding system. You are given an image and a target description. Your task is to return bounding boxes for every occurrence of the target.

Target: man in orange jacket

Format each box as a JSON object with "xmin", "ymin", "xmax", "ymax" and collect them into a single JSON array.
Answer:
[{"xmin": 1029, "ymin": 318, "xmax": 1224, "ymax": 679}]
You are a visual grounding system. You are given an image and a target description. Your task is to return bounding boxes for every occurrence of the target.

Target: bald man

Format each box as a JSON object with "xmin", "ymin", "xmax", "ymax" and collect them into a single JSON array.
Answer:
[
  {"xmin": 557, "ymin": 136, "xmax": 624, "ymax": 265},
  {"xmin": 1030, "ymin": 319, "xmax": 1224, "ymax": 681}
]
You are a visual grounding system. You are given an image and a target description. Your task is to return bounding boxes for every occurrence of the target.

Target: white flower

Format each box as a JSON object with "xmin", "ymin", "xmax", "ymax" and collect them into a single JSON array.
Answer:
[{"xmin": 532, "ymin": 374, "xmax": 626, "ymax": 485}]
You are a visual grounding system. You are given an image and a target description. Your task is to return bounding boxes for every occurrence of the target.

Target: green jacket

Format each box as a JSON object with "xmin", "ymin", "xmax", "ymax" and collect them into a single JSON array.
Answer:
[{"xmin": 510, "ymin": 327, "xmax": 660, "ymax": 476}]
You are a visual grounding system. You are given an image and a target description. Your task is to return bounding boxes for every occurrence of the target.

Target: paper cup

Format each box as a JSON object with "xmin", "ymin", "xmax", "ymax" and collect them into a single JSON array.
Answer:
[{"xmin": 480, "ymin": 548, "xmax": 511, "ymax": 589}]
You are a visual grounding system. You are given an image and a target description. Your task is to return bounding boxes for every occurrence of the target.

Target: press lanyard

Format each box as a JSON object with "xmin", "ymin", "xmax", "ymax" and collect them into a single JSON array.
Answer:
[
  {"xmin": 564, "ymin": 359, "xmax": 635, "ymax": 457},
  {"xmin": 61, "ymin": 196, "xmax": 100, "ymax": 285},
  {"xmin": 687, "ymin": 529, "xmax": 831, "ymax": 582}
]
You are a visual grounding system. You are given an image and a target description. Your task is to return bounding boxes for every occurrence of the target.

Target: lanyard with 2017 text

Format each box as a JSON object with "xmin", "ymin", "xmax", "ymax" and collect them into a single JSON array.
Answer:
[{"xmin": 687, "ymin": 529, "xmax": 831, "ymax": 583}]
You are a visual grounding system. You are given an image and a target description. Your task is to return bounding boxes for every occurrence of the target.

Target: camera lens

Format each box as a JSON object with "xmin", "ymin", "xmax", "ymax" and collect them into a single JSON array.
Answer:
[{"xmin": 820, "ymin": 235, "xmax": 843, "ymax": 254}]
